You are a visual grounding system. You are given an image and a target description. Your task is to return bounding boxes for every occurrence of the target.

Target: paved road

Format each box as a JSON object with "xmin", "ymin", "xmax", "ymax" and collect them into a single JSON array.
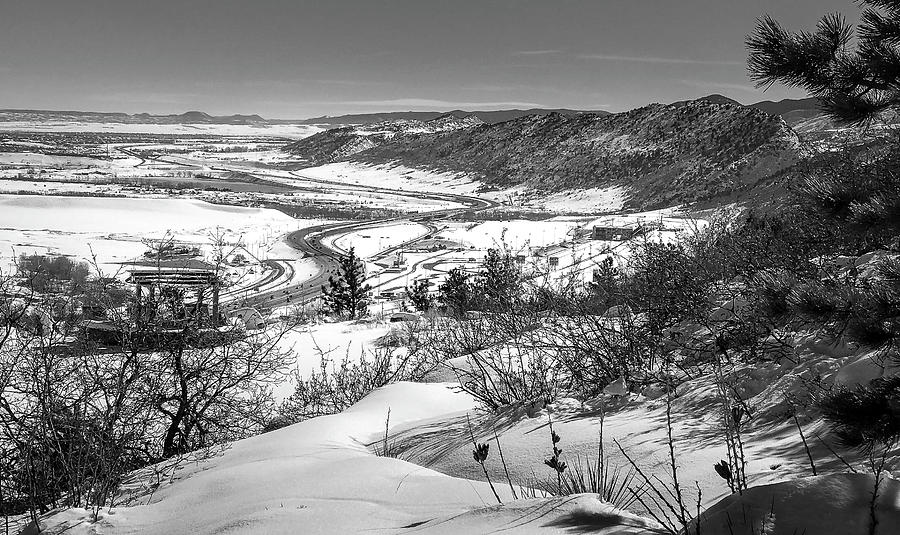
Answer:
[
  {"xmin": 253, "ymin": 193, "xmax": 497, "ymax": 311},
  {"xmin": 116, "ymin": 146, "xmax": 148, "ymax": 166},
  {"xmin": 113, "ymin": 147, "xmax": 499, "ymax": 311},
  {"xmin": 255, "ymin": 176, "xmax": 498, "ymax": 310}
]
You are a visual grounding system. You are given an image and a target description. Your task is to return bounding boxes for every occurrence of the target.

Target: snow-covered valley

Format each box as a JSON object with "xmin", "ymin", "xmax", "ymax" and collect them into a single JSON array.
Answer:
[{"xmin": 1, "ymin": 105, "xmax": 899, "ymax": 535}]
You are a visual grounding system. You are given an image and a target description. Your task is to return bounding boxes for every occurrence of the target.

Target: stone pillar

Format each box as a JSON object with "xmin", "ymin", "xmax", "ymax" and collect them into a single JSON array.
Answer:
[
  {"xmin": 211, "ymin": 282, "xmax": 220, "ymax": 327},
  {"xmin": 195, "ymin": 288, "xmax": 205, "ymax": 327},
  {"xmin": 148, "ymin": 285, "xmax": 156, "ymax": 323},
  {"xmin": 134, "ymin": 282, "xmax": 142, "ymax": 326}
]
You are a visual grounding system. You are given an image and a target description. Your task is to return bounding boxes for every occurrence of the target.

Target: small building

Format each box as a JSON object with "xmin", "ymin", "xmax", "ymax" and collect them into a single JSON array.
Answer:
[
  {"xmin": 123, "ymin": 258, "xmax": 221, "ymax": 326},
  {"xmin": 588, "ymin": 216, "xmax": 645, "ymax": 241},
  {"xmin": 374, "ymin": 254, "xmax": 405, "ymax": 269},
  {"xmin": 591, "ymin": 223, "xmax": 641, "ymax": 241},
  {"xmin": 389, "ymin": 311, "xmax": 419, "ymax": 323}
]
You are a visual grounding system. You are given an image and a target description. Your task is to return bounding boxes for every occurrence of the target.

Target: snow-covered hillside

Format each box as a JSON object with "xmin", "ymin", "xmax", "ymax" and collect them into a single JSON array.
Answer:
[{"xmin": 286, "ymin": 99, "xmax": 802, "ymax": 211}]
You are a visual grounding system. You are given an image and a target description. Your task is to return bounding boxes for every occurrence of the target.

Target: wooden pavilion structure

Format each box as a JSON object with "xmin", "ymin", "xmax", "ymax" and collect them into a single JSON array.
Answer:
[{"xmin": 124, "ymin": 258, "xmax": 221, "ymax": 326}]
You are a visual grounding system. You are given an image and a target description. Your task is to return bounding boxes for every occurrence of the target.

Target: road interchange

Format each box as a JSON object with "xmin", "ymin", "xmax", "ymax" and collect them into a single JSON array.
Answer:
[{"xmin": 120, "ymin": 146, "xmax": 501, "ymax": 312}]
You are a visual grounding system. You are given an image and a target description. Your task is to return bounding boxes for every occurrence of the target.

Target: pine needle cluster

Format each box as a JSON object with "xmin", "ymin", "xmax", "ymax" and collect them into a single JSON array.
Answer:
[{"xmin": 748, "ymin": 0, "xmax": 900, "ymax": 124}]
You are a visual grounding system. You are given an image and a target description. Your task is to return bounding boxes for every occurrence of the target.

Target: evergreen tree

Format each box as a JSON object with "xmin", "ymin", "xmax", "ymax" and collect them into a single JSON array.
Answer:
[
  {"xmin": 820, "ymin": 375, "xmax": 900, "ymax": 451},
  {"xmin": 747, "ymin": 0, "xmax": 900, "ymax": 124},
  {"xmin": 322, "ymin": 247, "xmax": 371, "ymax": 319},
  {"xmin": 586, "ymin": 256, "xmax": 622, "ymax": 312},
  {"xmin": 748, "ymin": 1, "xmax": 900, "ymax": 454},
  {"xmin": 472, "ymin": 248, "xmax": 523, "ymax": 311},
  {"xmin": 406, "ymin": 278, "xmax": 433, "ymax": 312},
  {"xmin": 439, "ymin": 268, "xmax": 471, "ymax": 316}
]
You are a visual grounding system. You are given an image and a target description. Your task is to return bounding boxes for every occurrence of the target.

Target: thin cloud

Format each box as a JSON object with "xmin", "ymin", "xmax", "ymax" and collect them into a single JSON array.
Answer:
[
  {"xmin": 678, "ymin": 79, "xmax": 758, "ymax": 93},
  {"xmin": 238, "ymin": 79, "xmax": 389, "ymax": 89},
  {"xmin": 513, "ymin": 49, "xmax": 562, "ymax": 56},
  {"xmin": 86, "ymin": 91, "xmax": 199, "ymax": 105},
  {"xmin": 461, "ymin": 83, "xmax": 534, "ymax": 93},
  {"xmin": 336, "ymin": 98, "xmax": 545, "ymax": 110},
  {"xmin": 314, "ymin": 79, "xmax": 389, "ymax": 87},
  {"xmin": 578, "ymin": 54, "xmax": 741, "ymax": 66}
]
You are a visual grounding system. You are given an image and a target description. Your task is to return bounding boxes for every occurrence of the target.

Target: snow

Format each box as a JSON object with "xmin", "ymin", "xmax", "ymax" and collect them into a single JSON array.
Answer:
[
  {"xmin": 273, "ymin": 320, "xmax": 395, "ymax": 400},
  {"xmin": 28, "ymin": 378, "xmax": 674, "ymax": 535},
  {"xmin": 0, "ymin": 194, "xmax": 312, "ymax": 271},
  {"xmin": 329, "ymin": 221, "xmax": 430, "ymax": 258},
  {"xmin": 37, "ymin": 318, "xmax": 893, "ymax": 534},
  {"xmin": 31, "ymin": 382, "xmax": 522, "ymax": 535},
  {"xmin": 0, "ymin": 152, "xmax": 108, "ymax": 167},
  {"xmin": 8, "ymin": 118, "xmax": 894, "ymax": 535},
  {"xmin": 694, "ymin": 473, "xmax": 900, "ymax": 535},
  {"xmin": 436, "ymin": 219, "xmax": 586, "ymax": 252},
  {"xmin": 28, "ymin": 349, "xmax": 900, "ymax": 535},
  {"xmin": 0, "ymin": 121, "xmax": 322, "ymax": 139},
  {"xmin": 376, "ymin": 326, "xmax": 900, "ymax": 527},
  {"xmin": 539, "ymin": 186, "xmax": 627, "ymax": 213},
  {"xmin": 834, "ymin": 351, "xmax": 900, "ymax": 389},
  {"xmin": 409, "ymin": 495, "xmax": 659, "ymax": 534},
  {"xmin": 0, "ymin": 178, "xmax": 127, "ymax": 195},
  {"xmin": 296, "ymin": 162, "xmax": 631, "ymax": 213},
  {"xmin": 296, "ymin": 161, "xmax": 482, "ymax": 196}
]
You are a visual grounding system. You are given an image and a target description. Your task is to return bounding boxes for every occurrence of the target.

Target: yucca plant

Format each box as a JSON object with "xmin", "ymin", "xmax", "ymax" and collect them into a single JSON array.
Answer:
[
  {"xmin": 556, "ymin": 454, "xmax": 645, "ymax": 511},
  {"xmin": 541, "ymin": 410, "xmax": 647, "ymax": 511}
]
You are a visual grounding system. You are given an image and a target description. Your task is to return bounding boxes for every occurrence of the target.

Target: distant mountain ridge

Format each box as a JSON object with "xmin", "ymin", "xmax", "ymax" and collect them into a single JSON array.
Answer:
[
  {"xmin": 291, "ymin": 108, "xmax": 608, "ymax": 126},
  {"xmin": 0, "ymin": 107, "xmax": 603, "ymax": 127},
  {"xmin": 0, "ymin": 109, "xmax": 267, "ymax": 125},
  {"xmin": 287, "ymin": 98, "xmax": 803, "ymax": 210},
  {"xmin": 748, "ymin": 97, "xmax": 821, "ymax": 116},
  {"xmin": 0, "ymin": 96, "xmax": 827, "ymax": 128},
  {"xmin": 683, "ymin": 94, "xmax": 824, "ymax": 126},
  {"xmin": 298, "ymin": 98, "xmax": 826, "ymax": 126}
]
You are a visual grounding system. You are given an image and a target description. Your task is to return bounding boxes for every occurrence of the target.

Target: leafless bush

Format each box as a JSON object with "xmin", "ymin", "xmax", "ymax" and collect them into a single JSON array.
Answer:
[
  {"xmin": 412, "ymin": 310, "xmax": 566, "ymax": 411},
  {"xmin": 0, "ymin": 246, "xmax": 300, "ymax": 519},
  {"xmin": 279, "ymin": 332, "xmax": 437, "ymax": 422}
]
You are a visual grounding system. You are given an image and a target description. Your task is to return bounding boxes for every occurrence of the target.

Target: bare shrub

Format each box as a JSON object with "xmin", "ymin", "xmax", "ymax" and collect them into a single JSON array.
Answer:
[{"xmin": 279, "ymin": 334, "xmax": 436, "ymax": 422}]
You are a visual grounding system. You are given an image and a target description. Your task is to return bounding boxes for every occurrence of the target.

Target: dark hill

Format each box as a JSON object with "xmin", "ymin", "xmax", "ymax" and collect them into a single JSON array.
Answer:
[
  {"xmin": 287, "ymin": 99, "xmax": 802, "ymax": 210},
  {"xmin": 293, "ymin": 108, "xmax": 605, "ymax": 126},
  {"xmin": 677, "ymin": 94, "xmax": 743, "ymax": 107},
  {"xmin": 749, "ymin": 97, "xmax": 821, "ymax": 116}
]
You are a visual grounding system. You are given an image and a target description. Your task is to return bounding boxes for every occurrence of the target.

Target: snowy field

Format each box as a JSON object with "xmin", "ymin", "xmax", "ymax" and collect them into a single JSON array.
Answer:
[
  {"xmin": 437, "ymin": 218, "xmax": 588, "ymax": 251},
  {"xmin": 0, "ymin": 121, "xmax": 322, "ymax": 139},
  {"xmin": 0, "ymin": 152, "xmax": 111, "ymax": 167},
  {"xmin": 329, "ymin": 221, "xmax": 430, "ymax": 258},
  {"xmin": 0, "ymin": 178, "xmax": 130, "ymax": 196},
  {"xmin": 3, "ymin": 140, "xmax": 893, "ymax": 535},
  {"xmin": 539, "ymin": 185, "xmax": 627, "ymax": 212},
  {"xmin": 29, "ymin": 320, "xmax": 900, "ymax": 534},
  {"xmin": 297, "ymin": 161, "xmax": 482, "ymax": 196},
  {"xmin": 273, "ymin": 320, "xmax": 396, "ymax": 400},
  {"xmin": 295, "ymin": 161, "xmax": 637, "ymax": 213},
  {"xmin": 0, "ymin": 195, "xmax": 313, "ymax": 271}
]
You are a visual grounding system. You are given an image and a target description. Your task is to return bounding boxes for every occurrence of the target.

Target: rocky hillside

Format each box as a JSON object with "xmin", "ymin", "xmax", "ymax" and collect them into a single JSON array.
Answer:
[
  {"xmin": 287, "ymin": 99, "xmax": 802, "ymax": 210},
  {"xmin": 292, "ymin": 108, "xmax": 605, "ymax": 126},
  {"xmin": 284, "ymin": 114, "xmax": 484, "ymax": 166}
]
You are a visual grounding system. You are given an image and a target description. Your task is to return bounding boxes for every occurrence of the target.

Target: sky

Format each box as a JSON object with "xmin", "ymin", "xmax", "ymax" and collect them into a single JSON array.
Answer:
[{"xmin": 0, "ymin": 0, "xmax": 859, "ymax": 119}]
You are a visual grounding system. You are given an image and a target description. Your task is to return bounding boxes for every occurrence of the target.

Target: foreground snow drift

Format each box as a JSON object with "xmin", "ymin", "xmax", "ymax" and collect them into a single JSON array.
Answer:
[
  {"xmin": 408, "ymin": 495, "xmax": 658, "ymax": 534},
  {"xmin": 694, "ymin": 473, "xmax": 900, "ymax": 535},
  {"xmin": 31, "ymin": 382, "xmax": 654, "ymax": 535}
]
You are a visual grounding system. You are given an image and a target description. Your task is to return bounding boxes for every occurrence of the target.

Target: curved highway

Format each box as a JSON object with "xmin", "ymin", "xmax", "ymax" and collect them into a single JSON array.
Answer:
[
  {"xmin": 113, "ymin": 144, "xmax": 500, "ymax": 311},
  {"xmin": 248, "ymin": 180, "xmax": 499, "ymax": 311}
]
